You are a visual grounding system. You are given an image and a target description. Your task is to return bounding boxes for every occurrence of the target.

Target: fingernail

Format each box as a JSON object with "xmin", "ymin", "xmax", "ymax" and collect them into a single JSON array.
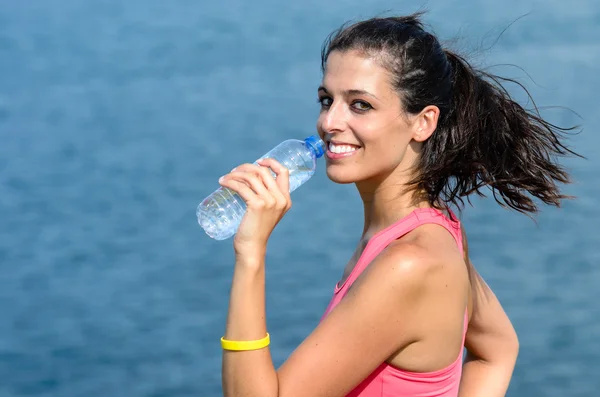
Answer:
[
  {"xmin": 218, "ymin": 176, "xmax": 225, "ymax": 183},
  {"xmin": 230, "ymin": 167, "xmax": 237, "ymax": 172}
]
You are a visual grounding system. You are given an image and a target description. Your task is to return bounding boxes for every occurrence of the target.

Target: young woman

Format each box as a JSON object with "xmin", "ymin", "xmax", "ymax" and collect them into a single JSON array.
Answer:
[{"xmin": 216, "ymin": 13, "xmax": 577, "ymax": 397}]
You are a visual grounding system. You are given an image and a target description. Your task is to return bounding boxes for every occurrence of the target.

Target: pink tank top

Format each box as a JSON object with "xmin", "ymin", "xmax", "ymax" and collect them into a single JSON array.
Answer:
[{"xmin": 320, "ymin": 208, "xmax": 468, "ymax": 397}]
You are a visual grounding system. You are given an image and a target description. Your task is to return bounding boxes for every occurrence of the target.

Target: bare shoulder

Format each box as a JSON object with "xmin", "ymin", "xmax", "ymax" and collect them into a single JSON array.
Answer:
[
  {"xmin": 359, "ymin": 239, "xmax": 447, "ymax": 294},
  {"xmin": 355, "ymin": 225, "xmax": 469, "ymax": 316},
  {"xmin": 376, "ymin": 220, "xmax": 464, "ymax": 270},
  {"xmin": 401, "ymin": 221, "xmax": 467, "ymax": 278}
]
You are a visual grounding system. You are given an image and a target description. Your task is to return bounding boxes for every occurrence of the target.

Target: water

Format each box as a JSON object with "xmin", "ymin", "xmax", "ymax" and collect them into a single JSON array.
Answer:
[
  {"xmin": 0, "ymin": 1, "xmax": 599, "ymax": 396},
  {"xmin": 198, "ymin": 187, "xmax": 248, "ymax": 241},
  {"xmin": 197, "ymin": 137, "xmax": 323, "ymax": 240}
]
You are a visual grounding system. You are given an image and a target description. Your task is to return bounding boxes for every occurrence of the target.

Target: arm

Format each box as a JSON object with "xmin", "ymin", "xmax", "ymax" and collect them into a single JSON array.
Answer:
[
  {"xmin": 459, "ymin": 226, "xmax": 519, "ymax": 397},
  {"xmin": 218, "ymin": 160, "xmax": 437, "ymax": 397}
]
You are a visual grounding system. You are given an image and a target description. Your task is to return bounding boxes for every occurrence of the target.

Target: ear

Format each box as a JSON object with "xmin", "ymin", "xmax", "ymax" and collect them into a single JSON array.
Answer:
[{"xmin": 412, "ymin": 105, "xmax": 440, "ymax": 142}]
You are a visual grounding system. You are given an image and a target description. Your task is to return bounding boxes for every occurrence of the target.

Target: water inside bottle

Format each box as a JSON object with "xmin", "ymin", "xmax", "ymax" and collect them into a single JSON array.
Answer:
[
  {"xmin": 197, "ymin": 187, "xmax": 246, "ymax": 240},
  {"xmin": 288, "ymin": 166, "xmax": 314, "ymax": 192}
]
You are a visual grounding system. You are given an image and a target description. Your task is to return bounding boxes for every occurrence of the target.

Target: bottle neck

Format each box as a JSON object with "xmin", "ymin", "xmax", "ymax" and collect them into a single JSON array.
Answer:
[{"xmin": 304, "ymin": 136, "xmax": 325, "ymax": 159}]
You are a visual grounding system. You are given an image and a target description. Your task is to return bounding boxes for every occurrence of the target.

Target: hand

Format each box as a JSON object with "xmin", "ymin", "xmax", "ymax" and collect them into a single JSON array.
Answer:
[{"xmin": 218, "ymin": 158, "xmax": 291, "ymax": 258}]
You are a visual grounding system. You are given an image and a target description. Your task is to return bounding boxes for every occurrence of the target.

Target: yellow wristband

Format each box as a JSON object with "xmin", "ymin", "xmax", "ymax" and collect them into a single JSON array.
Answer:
[{"xmin": 221, "ymin": 333, "xmax": 270, "ymax": 351}]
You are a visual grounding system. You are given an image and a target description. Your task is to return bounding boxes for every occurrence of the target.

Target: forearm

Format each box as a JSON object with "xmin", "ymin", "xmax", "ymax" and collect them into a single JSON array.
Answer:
[
  {"xmin": 458, "ymin": 352, "xmax": 517, "ymax": 397},
  {"xmin": 222, "ymin": 256, "xmax": 278, "ymax": 397}
]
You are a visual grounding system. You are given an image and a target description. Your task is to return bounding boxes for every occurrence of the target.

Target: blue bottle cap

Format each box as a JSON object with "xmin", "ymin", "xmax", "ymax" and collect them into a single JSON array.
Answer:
[{"xmin": 304, "ymin": 135, "xmax": 325, "ymax": 158}]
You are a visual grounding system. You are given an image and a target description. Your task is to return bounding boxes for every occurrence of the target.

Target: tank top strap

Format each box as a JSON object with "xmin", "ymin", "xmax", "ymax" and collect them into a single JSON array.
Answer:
[
  {"xmin": 377, "ymin": 208, "xmax": 463, "ymax": 255},
  {"xmin": 337, "ymin": 208, "xmax": 463, "ymax": 294}
]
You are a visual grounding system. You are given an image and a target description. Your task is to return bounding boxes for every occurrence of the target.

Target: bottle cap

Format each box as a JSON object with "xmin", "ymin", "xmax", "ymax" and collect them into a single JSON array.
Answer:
[{"xmin": 304, "ymin": 135, "xmax": 325, "ymax": 158}]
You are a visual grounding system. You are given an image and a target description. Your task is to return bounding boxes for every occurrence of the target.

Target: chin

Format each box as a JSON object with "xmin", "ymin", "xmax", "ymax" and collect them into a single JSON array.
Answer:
[{"xmin": 325, "ymin": 167, "xmax": 359, "ymax": 184}]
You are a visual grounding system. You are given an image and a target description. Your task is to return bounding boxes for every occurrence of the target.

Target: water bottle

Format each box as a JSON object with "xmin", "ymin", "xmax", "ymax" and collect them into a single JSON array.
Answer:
[{"xmin": 197, "ymin": 135, "xmax": 326, "ymax": 240}]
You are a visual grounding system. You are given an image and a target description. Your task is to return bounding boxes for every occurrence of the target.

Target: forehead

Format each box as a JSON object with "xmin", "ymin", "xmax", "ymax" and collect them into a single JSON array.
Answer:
[{"xmin": 322, "ymin": 50, "xmax": 391, "ymax": 93}]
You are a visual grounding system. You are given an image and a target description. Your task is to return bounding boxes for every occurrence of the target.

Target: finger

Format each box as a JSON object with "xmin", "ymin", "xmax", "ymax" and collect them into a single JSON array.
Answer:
[
  {"xmin": 219, "ymin": 177, "xmax": 265, "ymax": 207},
  {"xmin": 253, "ymin": 165, "xmax": 291, "ymax": 210},
  {"xmin": 231, "ymin": 163, "xmax": 282, "ymax": 199},
  {"xmin": 254, "ymin": 164, "xmax": 282, "ymax": 193},
  {"xmin": 225, "ymin": 163, "xmax": 268, "ymax": 190},
  {"xmin": 257, "ymin": 158, "xmax": 290, "ymax": 198},
  {"xmin": 230, "ymin": 163, "xmax": 262, "ymax": 174},
  {"xmin": 225, "ymin": 171, "xmax": 274, "ymax": 204}
]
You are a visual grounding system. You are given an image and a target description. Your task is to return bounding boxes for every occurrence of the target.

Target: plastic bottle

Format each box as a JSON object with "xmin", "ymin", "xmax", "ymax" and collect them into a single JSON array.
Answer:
[{"xmin": 197, "ymin": 135, "xmax": 325, "ymax": 240}]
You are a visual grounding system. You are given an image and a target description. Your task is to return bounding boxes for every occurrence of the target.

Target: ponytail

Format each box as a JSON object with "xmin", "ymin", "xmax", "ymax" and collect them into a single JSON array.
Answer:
[{"xmin": 413, "ymin": 49, "xmax": 580, "ymax": 214}]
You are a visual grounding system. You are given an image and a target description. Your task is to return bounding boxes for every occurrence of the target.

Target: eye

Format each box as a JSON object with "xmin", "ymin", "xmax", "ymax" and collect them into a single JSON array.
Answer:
[
  {"xmin": 351, "ymin": 100, "xmax": 373, "ymax": 112},
  {"xmin": 317, "ymin": 96, "xmax": 332, "ymax": 108}
]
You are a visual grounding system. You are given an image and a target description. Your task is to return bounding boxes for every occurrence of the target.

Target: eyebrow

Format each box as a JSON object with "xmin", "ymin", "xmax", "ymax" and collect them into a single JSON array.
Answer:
[{"xmin": 318, "ymin": 85, "xmax": 379, "ymax": 100}]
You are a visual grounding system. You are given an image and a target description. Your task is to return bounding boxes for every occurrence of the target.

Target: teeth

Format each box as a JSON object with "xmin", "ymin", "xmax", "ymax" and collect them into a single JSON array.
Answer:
[{"xmin": 329, "ymin": 143, "xmax": 358, "ymax": 154}]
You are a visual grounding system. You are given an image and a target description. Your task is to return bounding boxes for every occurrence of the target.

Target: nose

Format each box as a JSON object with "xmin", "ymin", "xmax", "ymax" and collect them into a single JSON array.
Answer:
[{"xmin": 319, "ymin": 102, "xmax": 347, "ymax": 134}]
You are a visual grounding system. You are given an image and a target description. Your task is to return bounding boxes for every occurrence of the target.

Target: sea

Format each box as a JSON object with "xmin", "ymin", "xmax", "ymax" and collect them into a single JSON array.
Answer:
[{"xmin": 1, "ymin": 1, "xmax": 599, "ymax": 396}]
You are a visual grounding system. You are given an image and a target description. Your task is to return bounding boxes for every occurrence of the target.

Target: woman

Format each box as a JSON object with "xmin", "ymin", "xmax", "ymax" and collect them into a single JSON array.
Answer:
[{"xmin": 216, "ymin": 13, "xmax": 577, "ymax": 397}]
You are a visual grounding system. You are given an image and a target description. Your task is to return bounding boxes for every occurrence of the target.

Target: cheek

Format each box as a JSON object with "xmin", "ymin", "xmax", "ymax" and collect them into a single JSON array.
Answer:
[
  {"xmin": 369, "ymin": 143, "xmax": 403, "ymax": 166},
  {"xmin": 364, "ymin": 130, "xmax": 411, "ymax": 166}
]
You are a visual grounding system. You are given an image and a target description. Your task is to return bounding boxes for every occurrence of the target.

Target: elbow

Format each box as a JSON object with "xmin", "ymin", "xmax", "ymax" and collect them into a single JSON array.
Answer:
[
  {"xmin": 505, "ymin": 321, "xmax": 519, "ymax": 356},
  {"xmin": 508, "ymin": 329, "xmax": 519, "ymax": 363},
  {"xmin": 499, "ymin": 334, "xmax": 519, "ymax": 379},
  {"xmin": 499, "ymin": 320, "xmax": 519, "ymax": 364},
  {"xmin": 468, "ymin": 329, "xmax": 519, "ymax": 368},
  {"xmin": 497, "ymin": 328, "xmax": 519, "ymax": 369}
]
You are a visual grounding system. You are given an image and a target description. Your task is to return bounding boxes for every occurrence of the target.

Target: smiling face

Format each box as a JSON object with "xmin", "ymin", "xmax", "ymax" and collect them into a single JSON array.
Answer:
[{"xmin": 316, "ymin": 50, "xmax": 420, "ymax": 186}]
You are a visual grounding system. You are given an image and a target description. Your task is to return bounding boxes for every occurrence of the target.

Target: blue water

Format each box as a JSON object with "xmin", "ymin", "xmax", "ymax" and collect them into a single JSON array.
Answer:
[{"xmin": 0, "ymin": 1, "xmax": 599, "ymax": 396}]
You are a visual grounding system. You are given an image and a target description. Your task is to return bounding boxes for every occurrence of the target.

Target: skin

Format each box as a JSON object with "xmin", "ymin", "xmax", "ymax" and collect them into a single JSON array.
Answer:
[{"xmin": 218, "ymin": 50, "xmax": 519, "ymax": 397}]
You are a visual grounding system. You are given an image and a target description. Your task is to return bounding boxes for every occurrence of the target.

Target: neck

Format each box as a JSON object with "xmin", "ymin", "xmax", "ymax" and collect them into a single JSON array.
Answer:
[{"xmin": 356, "ymin": 175, "xmax": 431, "ymax": 241}]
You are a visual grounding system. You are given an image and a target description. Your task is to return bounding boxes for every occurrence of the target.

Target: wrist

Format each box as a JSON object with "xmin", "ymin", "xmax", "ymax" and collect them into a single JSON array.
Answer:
[
  {"xmin": 235, "ymin": 252, "xmax": 266, "ymax": 269},
  {"xmin": 234, "ymin": 241, "xmax": 267, "ymax": 261}
]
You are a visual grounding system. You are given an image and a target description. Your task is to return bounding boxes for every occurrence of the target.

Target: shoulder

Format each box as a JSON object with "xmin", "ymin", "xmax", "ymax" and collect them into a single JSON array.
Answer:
[
  {"xmin": 335, "ymin": 240, "xmax": 451, "ymax": 340},
  {"xmin": 356, "ymin": 240, "xmax": 444, "ymax": 298},
  {"xmin": 355, "ymin": 228, "xmax": 467, "ymax": 303}
]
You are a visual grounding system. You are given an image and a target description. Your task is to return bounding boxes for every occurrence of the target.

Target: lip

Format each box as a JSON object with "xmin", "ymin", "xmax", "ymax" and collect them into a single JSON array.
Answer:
[
  {"xmin": 328, "ymin": 140, "xmax": 360, "ymax": 147},
  {"xmin": 326, "ymin": 145, "xmax": 361, "ymax": 160}
]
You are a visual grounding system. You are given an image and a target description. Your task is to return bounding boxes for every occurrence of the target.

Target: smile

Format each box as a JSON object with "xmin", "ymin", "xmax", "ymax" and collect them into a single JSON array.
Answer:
[{"xmin": 327, "ymin": 142, "xmax": 360, "ymax": 159}]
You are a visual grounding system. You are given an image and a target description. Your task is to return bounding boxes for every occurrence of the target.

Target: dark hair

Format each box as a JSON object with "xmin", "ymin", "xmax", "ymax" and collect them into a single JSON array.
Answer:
[{"xmin": 321, "ymin": 12, "xmax": 581, "ymax": 215}]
